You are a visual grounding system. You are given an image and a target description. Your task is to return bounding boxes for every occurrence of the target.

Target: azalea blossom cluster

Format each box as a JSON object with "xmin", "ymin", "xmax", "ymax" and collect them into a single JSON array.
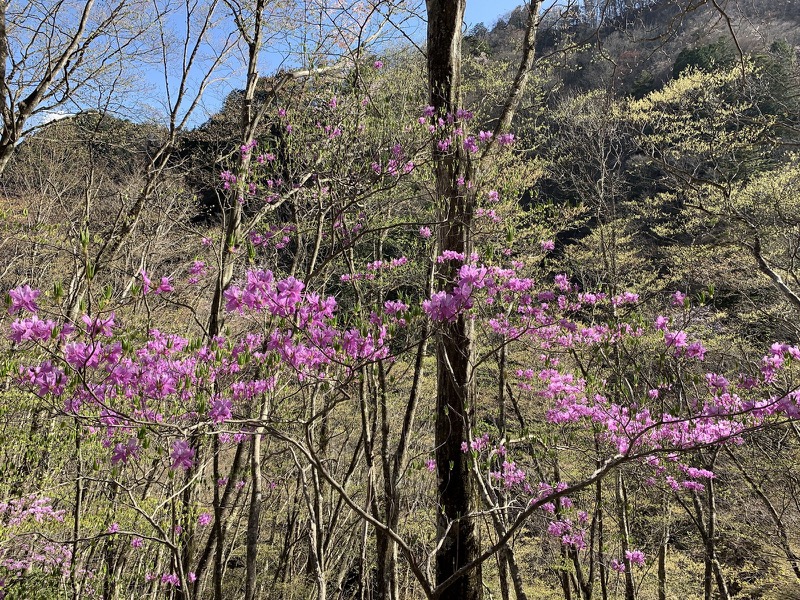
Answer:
[
  {"xmin": 371, "ymin": 142, "xmax": 415, "ymax": 176},
  {"xmin": 425, "ymin": 257, "xmax": 800, "ymax": 575},
  {"xmin": 7, "ymin": 271, "xmax": 393, "ymax": 474},
  {"xmin": 610, "ymin": 550, "xmax": 646, "ymax": 573},
  {"xmin": 140, "ymin": 270, "xmax": 173, "ymax": 295},
  {"xmin": 418, "ymin": 104, "xmax": 513, "ymax": 158},
  {"xmin": 340, "ymin": 256, "xmax": 408, "ymax": 282},
  {"xmin": 2, "ymin": 268, "xmax": 405, "ymax": 591},
  {"xmin": 249, "ymin": 224, "xmax": 295, "ymax": 251},
  {"xmin": 0, "ymin": 496, "xmax": 71, "ymax": 593},
  {"xmin": 422, "ymin": 258, "xmax": 800, "ymax": 472}
]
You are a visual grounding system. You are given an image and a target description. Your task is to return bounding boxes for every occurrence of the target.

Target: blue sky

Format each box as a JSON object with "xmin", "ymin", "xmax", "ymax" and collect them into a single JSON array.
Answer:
[
  {"xmin": 464, "ymin": 1, "xmax": 524, "ymax": 28},
  {"xmin": 126, "ymin": 1, "xmax": 540, "ymax": 128}
]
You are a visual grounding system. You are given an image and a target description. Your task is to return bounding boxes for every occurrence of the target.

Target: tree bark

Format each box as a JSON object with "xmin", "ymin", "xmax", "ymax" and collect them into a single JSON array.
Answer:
[
  {"xmin": 616, "ymin": 472, "xmax": 635, "ymax": 600},
  {"xmin": 427, "ymin": 1, "xmax": 482, "ymax": 599},
  {"xmin": 658, "ymin": 522, "xmax": 668, "ymax": 600},
  {"xmin": 597, "ymin": 477, "xmax": 608, "ymax": 600}
]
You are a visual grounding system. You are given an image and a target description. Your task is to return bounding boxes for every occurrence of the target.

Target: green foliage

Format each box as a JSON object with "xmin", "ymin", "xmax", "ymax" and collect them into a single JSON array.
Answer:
[
  {"xmin": 630, "ymin": 69, "xmax": 657, "ymax": 99},
  {"xmin": 672, "ymin": 39, "xmax": 736, "ymax": 79}
]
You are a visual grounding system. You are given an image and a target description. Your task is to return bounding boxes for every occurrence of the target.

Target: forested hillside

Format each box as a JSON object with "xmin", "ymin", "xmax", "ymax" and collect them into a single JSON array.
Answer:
[{"xmin": 2, "ymin": 0, "xmax": 800, "ymax": 599}]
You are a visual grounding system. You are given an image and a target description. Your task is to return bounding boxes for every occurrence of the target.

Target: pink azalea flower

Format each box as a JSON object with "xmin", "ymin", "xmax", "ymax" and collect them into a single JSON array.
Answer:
[
  {"xmin": 8, "ymin": 285, "xmax": 40, "ymax": 314},
  {"xmin": 170, "ymin": 440, "xmax": 195, "ymax": 471}
]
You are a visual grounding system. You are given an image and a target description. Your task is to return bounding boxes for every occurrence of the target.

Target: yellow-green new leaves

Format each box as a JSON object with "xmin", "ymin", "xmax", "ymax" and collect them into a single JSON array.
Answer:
[
  {"xmin": 629, "ymin": 64, "xmax": 776, "ymax": 181},
  {"xmin": 729, "ymin": 160, "xmax": 800, "ymax": 277},
  {"xmin": 631, "ymin": 61, "xmax": 800, "ymax": 317}
]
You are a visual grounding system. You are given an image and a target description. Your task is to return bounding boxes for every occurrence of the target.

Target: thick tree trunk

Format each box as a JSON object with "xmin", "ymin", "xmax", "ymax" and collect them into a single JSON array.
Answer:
[
  {"xmin": 427, "ymin": 2, "xmax": 482, "ymax": 599},
  {"xmin": 431, "ymin": 109, "xmax": 483, "ymax": 593}
]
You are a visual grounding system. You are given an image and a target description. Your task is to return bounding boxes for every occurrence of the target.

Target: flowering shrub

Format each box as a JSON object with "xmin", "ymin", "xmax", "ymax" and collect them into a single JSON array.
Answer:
[
  {"xmin": 0, "ymin": 496, "xmax": 71, "ymax": 596},
  {"xmin": 2, "ymin": 76, "xmax": 800, "ymax": 598},
  {"xmin": 5, "ymin": 239, "xmax": 800, "ymax": 594}
]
